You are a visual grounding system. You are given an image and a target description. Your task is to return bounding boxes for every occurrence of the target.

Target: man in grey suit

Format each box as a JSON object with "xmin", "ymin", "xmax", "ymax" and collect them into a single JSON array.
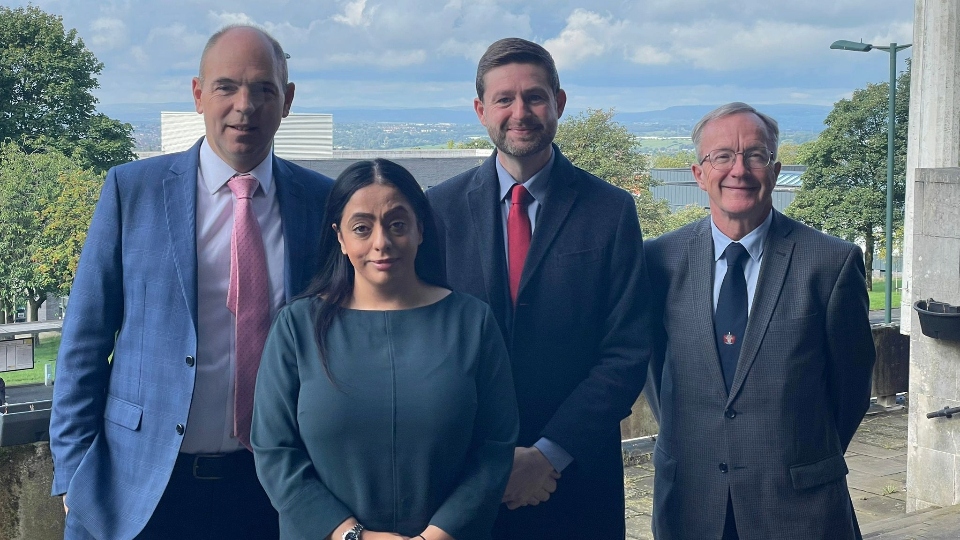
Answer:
[
  {"xmin": 49, "ymin": 26, "xmax": 333, "ymax": 540},
  {"xmin": 645, "ymin": 102, "xmax": 876, "ymax": 540},
  {"xmin": 428, "ymin": 38, "xmax": 651, "ymax": 539}
]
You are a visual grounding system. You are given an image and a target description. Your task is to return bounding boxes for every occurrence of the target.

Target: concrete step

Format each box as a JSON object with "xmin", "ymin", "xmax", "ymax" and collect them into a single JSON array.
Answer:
[{"xmin": 862, "ymin": 503, "xmax": 960, "ymax": 539}]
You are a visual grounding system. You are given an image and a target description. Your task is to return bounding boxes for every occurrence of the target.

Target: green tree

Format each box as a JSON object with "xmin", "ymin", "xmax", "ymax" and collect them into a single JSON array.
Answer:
[
  {"xmin": 0, "ymin": 142, "xmax": 100, "ymax": 321},
  {"xmin": 664, "ymin": 204, "xmax": 709, "ymax": 233},
  {"xmin": 776, "ymin": 142, "xmax": 803, "ymax": 165},
  {"xmin": 651, "ymin": 150, "xmax": 697, "ymax": 169},
  {"xmin": 0, "ymin": 5, "xmax": 134, "ymax": 173},
  {"xmin": 786, "ymin": 69, "xmax": 909, "ymax": 290},
  {"xmin": 555, "ymin": 108, "xmax": 668, "ymax": 235},
  {"xmin": 455, "ymin": 138, "xmax": 494, "ymax": 150}
]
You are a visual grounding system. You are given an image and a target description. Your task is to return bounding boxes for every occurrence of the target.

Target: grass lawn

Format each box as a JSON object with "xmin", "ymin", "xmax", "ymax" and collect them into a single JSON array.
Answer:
[
  {"xmin": 2, "ymin": 333, "xmax": 59, "ymax": 387},
  {"xmin": 869, "ymin": 278, "xmax": 902, "ymax": 311}
]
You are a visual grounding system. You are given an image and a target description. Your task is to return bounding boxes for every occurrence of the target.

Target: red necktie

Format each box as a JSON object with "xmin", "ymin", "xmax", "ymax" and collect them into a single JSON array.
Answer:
[
  {"xmin": 226, "ymin": 173, "xmax": 271, "ymax": 451},
  {"xmin": 508, "ymin": 184, "xmax": 532, "ymax": 306}
]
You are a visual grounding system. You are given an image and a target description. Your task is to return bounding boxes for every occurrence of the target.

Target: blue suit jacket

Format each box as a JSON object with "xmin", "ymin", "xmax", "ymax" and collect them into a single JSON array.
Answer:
[{"xmin": 49, "ymin": 138, "xmax": 333, "ymax": 540}]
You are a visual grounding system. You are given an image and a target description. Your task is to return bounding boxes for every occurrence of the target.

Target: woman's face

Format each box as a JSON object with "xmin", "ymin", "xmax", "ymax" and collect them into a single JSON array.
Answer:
[{"xmin": 336, "ymin": 182, "xmax": 423, "ymax": 295}]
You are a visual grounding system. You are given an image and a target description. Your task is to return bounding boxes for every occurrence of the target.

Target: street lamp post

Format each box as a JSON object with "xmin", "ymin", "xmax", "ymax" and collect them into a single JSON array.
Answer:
[{"xmin": 830, "ymin": 39, "xmax": 911, "ymax": 324}]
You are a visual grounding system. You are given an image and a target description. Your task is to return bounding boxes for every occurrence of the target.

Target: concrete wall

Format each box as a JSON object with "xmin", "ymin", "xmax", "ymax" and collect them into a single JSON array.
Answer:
[
  {"xmin": 0, "ymin": 443, "xmax": 64, "ymax": 540},
  {"xmin": 906, "ymin": 167, "xmax": 960, "ymax": 511}
]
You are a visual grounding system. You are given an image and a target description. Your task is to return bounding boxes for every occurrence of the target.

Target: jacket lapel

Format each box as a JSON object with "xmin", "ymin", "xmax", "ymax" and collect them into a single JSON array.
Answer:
[
  {"xmin": 466, "ymin": 155, "xmax": 511, "ymax": 328},
  {"xmin": 162, "ymin": 140, "xmax": 201, "ymax": 332},
  {"xmin": 690, "ymin": 218, "xmax": 729, "ymax": 395},
  {"xmin": 273, "ymin": 157, "xmax": 310, "ymax": 301},
  {"xmin": 728, "ymin": 211, "xmax": 795, "ymax": 403},
  {"xmin": 519, "ymin": 149, "xmax": 577, "ymax": 300}
]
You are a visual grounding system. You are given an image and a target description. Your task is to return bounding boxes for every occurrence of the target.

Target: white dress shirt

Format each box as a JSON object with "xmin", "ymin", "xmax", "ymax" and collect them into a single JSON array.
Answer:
[{"xmin": 180, "ymin": 140, "xmax": 286, "ymax": 454}]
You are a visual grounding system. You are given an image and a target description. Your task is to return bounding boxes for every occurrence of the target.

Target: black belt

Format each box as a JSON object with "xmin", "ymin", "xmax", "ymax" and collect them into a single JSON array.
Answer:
[{"xmin": 174, "ymin": 451, "xmax": 253, "ymax": 481}]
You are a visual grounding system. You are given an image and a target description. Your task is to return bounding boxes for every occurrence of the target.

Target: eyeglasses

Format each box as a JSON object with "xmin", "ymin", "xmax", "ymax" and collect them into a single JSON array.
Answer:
[{"xmin": 699, "ymin": 148, "xmax": 773, "ymax": 171}]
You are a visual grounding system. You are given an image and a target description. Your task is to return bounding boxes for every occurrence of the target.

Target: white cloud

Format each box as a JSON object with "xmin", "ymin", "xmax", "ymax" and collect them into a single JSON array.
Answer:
[
  {"xmin": 333, "ymin": 0, "xmax": 375, "ymax": 27},
  {"xmin": 327, "ymin": 49, "xmax": 427, "ymax": 68},
  {"xmin": 628, "ymin": 45, "xmax": 671, "ymax": 66},
  {"xmin": 543, "ymin": 9, "xmax": 627, "ymax": 69},
  {"xmin": 207, "ymin": 11, "xmax": 258, "ymax": 29},
  {"xmin": 90, "ymin": 17, "xmax": 127, "ymax": 50}
]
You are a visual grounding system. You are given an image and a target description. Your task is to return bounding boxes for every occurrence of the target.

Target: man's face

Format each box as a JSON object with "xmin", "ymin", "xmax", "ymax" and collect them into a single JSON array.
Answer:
[
  {"xmin": 692, "ymin": 112, "xmax": 780, "ymax": 235},
  {"xmin": 474, "ymin": 62, "xmax": 566, "ymax": 163},
  {"xmin": 192, "ymin": 28, "xmax": 294, "ymax": 173}
]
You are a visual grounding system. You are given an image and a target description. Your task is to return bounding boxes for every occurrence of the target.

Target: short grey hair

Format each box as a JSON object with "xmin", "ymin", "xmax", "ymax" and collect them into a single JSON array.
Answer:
[
  {"xmin": 692, "ymin": 102, "xmax": 779, "ymax": 161},
  {"xmin": 198, "ymin": 24, "xmax": 289, "ymax": 86}
]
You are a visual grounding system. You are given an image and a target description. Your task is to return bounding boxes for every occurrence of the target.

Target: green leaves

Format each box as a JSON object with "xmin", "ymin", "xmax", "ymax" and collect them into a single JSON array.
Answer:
[
  {"xmin": 0, "ymin": 5, "xmax": 134, "ymax": 174},
  {"xmin": 786, "ymin": 68, "xmax": 910, "ymax": 288},
  {"xmin": 0, "ymin": 142, "xmax": 100, "ymax": 319},
  {"xmin": 555, "ymin": 108, "xmax": 669, "ymax": 236}
]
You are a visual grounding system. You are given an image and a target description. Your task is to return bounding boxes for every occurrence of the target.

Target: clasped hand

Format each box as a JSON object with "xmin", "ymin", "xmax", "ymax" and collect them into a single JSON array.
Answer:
[{"xmin": 501, "ymin": 446, "xmax": 560, "ymax": 510}]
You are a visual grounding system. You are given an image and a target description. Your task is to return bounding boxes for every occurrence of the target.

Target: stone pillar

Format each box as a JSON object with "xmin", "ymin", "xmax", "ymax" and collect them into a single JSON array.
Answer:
[
  {"xmin": 906, "ymin": 168, "xmax": 960, "ymax": 511},
  {"xmin": 901, "ymin": 0, "xmax": 960, "ymax": 335},
  {"xmin": 0, "ymin": 443, "xmax": 64, "ymax": 540}
]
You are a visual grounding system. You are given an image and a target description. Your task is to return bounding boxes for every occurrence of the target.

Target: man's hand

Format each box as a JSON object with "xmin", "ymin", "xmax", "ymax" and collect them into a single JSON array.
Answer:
[{"xmin": 501, "ymin": 446, "xmax": 560, "ymax": 510}]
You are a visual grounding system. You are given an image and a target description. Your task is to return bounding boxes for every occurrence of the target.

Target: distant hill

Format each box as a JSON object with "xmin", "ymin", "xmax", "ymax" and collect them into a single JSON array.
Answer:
[{"xmin": 100, "ymin": 102, "xmax": 831, "ymax": 150}]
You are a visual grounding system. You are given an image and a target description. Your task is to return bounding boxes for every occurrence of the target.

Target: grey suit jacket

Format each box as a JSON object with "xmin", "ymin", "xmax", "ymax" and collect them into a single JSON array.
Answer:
[
  {"xmin": 49, "ymin": 138, "xmax": 333, "ymax": 540},
  {"xmin": 645, "ymin": 211, "xmax": 875, "ymax": 540}
]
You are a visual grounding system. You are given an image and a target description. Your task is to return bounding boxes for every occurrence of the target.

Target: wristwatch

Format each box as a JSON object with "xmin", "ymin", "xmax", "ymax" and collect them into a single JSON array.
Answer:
[{"xmin": 342, "ymin": 523, "xmax": 364, "ymax": 540}]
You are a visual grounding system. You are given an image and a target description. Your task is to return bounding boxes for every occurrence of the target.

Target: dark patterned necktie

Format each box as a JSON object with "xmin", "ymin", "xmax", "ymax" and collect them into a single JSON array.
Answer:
[{"xmin": 715, "ymin": 242, "xmax": 748, "ymax": 394}]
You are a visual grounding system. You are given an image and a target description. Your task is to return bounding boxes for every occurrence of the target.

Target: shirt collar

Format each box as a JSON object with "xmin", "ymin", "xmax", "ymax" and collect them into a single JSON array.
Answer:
[
  {"xmin": 710, "ymin": 210, "xmax": 773, "ymax": 263},
  {"xmin": 496, "ymin": 147, "xmax": 555, "ymax": 204},
  {"xmin": 198, "ymin": 138, "xmax": 274, "ymax": 195}
]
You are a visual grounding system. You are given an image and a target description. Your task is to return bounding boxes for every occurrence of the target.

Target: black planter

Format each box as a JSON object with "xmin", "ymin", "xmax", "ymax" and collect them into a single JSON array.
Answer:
[{"xmin": 914, "ymin": 299, "xmax": 960, "ymax": 342}]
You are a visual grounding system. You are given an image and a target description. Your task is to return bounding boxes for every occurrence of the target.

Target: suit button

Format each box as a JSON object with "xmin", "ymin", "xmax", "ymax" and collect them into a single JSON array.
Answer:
[
  {"xmin": 185, "ymin": 356, "xmax": 195, "ymax": 367},
  {"xmin": 725, "ymin": 408, "xmax": 736, "ymax": 419},
  {"xmin": 719, "ymin": 463, "xmax": 728, "ymax": 473},
  {"xmin": 176, "ymin": 424, "xmax": 185, "ymax": 435}
]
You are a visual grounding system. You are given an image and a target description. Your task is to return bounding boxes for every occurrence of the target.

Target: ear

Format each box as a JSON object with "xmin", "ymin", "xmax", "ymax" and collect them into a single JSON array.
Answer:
[
  {"xmin": 192, "ymin": 77, "xmax": 203, "ymax": 114},
  {"xmin": 555, "ymin": 88, "xmax": 567, "ymax": 119},
  {"xmin": 333, "ymin": 223, "xmax": 346, "ymax": 254},
  {"xmin": 692, "ymin": 163, "xmax": 707, "ymax": 192},
  {"xmin": 474, "ymin": 97, "xmax": 486, "ymax": 125},
  {"xmin": 282, "ymin": 82, "xmax": 295, "ymax": 118}
]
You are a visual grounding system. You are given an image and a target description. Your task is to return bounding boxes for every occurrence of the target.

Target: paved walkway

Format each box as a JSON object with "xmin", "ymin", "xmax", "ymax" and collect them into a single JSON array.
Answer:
[{"xmin": 624, "ymin": 407, "xmax": 910, "ymax": 539}]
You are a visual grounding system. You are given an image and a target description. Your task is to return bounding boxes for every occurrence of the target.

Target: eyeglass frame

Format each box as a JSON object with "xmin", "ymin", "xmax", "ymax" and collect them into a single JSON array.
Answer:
[{"xmin": 698, "ymin": 147, "xmax": 775, "ymax": 171}]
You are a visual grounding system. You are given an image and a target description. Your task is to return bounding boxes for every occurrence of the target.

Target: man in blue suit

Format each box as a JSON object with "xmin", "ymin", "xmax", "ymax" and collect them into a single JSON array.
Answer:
[{"xmin": 49, "ymin": 25, "xmax": 333, "ymax": 540}]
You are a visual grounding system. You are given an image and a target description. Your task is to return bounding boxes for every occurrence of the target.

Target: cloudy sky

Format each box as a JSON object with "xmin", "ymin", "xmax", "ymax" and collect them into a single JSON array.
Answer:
[{"xmin": 11, "ymin": 0, "xmax": 914, "ymax": 113}]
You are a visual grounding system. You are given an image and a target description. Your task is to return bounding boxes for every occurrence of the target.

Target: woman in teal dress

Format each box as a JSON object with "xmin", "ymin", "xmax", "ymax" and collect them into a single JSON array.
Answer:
[{"xmin": 251, "ymin": 159, "xmax": 519, "ymax": 540}]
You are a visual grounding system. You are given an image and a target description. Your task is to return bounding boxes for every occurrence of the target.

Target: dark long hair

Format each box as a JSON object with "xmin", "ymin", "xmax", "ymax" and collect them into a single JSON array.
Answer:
[{"xmin": 300, "ymin": 158, "xmax": 447, "ymax": 378}]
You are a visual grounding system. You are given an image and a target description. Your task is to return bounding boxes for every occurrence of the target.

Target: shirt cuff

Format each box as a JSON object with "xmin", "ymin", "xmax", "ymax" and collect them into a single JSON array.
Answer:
[{"xmin": 534, "ymin": 437, "xmax": 574, "ymax": 473}]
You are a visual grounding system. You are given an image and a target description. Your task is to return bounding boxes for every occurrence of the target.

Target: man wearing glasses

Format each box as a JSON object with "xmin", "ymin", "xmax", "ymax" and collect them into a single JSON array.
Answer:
[{"xmin": 644, "ymin": 102, "xmax": 875, "ymax": 539}]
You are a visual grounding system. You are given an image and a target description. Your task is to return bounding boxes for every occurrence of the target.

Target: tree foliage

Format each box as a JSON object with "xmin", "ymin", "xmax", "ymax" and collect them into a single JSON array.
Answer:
[
  {"xmin": 0, "ymin": 142, "xmax": 100, "ymax": 321},
  {"xmin": 0, "ymin": 5, "xmax": 134, "ymax": 173},
  {"xmin": 555, "ymin": 108, "xmax": 668, "ymax": 236},
  {"xmin": 664, "ymin": 204, "xmax": 709, "ymax": 233},
  {"xmin": 786, "ymin": 69, "xmax": 909, "ymax": 289},
  {"xmin": 650, "ymin": 150, "xmax": 697, "ymax": 169}
]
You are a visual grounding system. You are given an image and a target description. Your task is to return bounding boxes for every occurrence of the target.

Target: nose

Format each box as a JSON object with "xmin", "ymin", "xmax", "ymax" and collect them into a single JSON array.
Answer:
[
  {"xmin": 234, "ymin": 86, "xmax": 257, "ymax": 115},
  {"xmin": 372, "ymin": 224, "xmax": 392, "ymax": 251},
  {"xmin": 510, "ymin": 98, "xmax": 531, "ymax": 118},
  {"xmin": 727, "ymin": 152, "xmax": 749, "ymax": 177}
]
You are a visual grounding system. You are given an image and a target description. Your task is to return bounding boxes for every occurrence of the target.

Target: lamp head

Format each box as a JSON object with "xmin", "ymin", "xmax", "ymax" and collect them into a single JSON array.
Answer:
[{"xmin": 831, "ymin": 40, "xmax": 873, "ymax": 52}]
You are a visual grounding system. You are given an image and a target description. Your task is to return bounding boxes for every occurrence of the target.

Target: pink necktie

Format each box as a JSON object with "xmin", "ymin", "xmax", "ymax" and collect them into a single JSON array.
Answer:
[
  {"xmin": 508, "ymin": 184, "xmax": 532, "ymax": 306},
  {"xmin": 226, "ymin": 173, "xmax": 271, "ymax": 451}
]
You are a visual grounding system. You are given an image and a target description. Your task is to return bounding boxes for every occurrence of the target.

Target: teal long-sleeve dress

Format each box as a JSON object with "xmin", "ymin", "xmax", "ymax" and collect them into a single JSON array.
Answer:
[{"xmin": 251, "ymin": 292, "xmax": 519, "ymax": 540}]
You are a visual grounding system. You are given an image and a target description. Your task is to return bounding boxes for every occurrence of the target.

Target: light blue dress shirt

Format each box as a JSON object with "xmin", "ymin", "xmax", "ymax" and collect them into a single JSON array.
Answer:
[
  {"xmin": 494, "ymin": 150, "xmax": 573, "ymax": 473},
  {"xmin": 710, "ymin": 210, "xmax": 774, "ymax": 315}
]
